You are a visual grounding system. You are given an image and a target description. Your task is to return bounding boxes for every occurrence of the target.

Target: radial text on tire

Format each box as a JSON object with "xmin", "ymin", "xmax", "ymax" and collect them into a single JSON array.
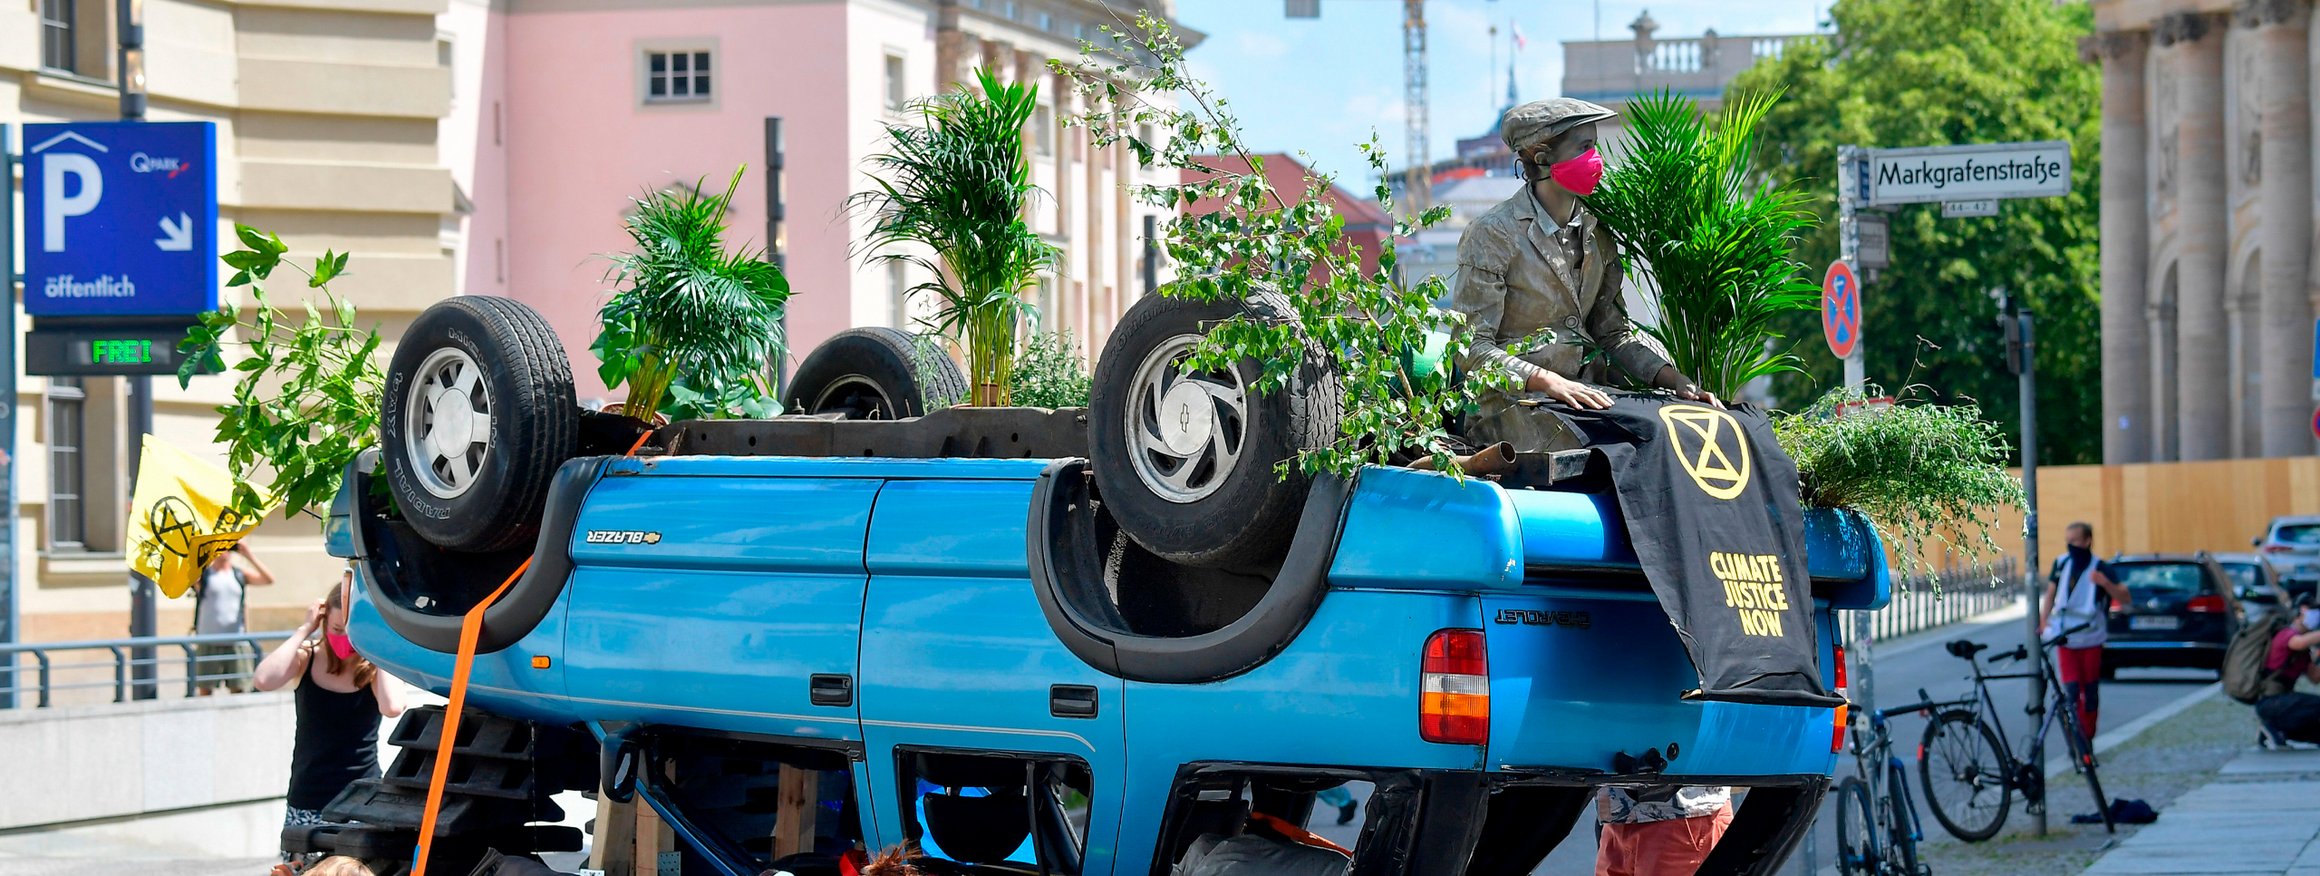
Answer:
[
  {"xmin": 380, "ymin": 296, "xmax": 578, "ymax": 553},
  {"xmin": 1088, "ymin": 291, "xmax": 1341, "ymax": 571}
]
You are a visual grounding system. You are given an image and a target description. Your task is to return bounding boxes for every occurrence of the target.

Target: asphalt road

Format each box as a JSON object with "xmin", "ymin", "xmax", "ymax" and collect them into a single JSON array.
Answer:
[{"xmin": 1531, "ymin": 609, "xmax": 2225, "ymax": 876}]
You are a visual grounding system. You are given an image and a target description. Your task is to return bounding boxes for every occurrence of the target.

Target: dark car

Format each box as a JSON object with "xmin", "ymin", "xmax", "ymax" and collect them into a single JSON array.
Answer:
[
  {"xmin": 2101, "ymin": 553, "xmax": 2242, "ymax": 678},
  {"xmin": 2215, "ymin": 552, "xmax": 2291, "ymax": 625}
]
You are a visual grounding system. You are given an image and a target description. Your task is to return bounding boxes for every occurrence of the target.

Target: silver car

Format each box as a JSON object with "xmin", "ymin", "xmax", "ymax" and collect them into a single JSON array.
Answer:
[
  {"xmin": 2255, "ymin": 515, "xmax": 2320, "ymax": 596},
  {"xmin": 2215, "ymin": 552, "xmax": 2290, "ymax": 624}
]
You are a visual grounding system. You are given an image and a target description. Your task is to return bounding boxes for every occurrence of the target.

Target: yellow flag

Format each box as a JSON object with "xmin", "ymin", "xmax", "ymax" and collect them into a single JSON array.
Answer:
[{"xmin": 126, "ymin": 437, "xmax": 278, "ymax": 599}]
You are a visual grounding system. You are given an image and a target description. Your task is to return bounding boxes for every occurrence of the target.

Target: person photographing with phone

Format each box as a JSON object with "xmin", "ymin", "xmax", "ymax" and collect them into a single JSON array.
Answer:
[
  {"xmin": 254, "ymin": 567, "xmax": 406, "ymax": 865},
  {"xmin": 190, "ymin": 540, "xmax": 276, "ymax": 693}
]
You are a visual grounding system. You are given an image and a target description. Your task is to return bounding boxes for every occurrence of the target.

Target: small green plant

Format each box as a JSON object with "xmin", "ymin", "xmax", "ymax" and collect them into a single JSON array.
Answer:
[
  {"xmin": 1056, "ymin": 15, "xmax": 1518, "ymax": 477},
  {"xmin": 1774, "ymin": 385, "xmax": 2026, "ymax": 578},
  {"xmin": 854, "ymin": 69, "xmax": 1061, "ymax": 406},
  {"xmin": 178, "ymin": 225, "xmax": 384, "ymax": 522},
  {"xmin": 1009, "ymin": 331, "xmax": 1093, "ymax": 409},
  {"xmin": 1584, "ymin": 89, "xmax": 1821, "ymax": 400},
  {"xmin": 594, "ymin": 168, "xmax": 790, "ymax": 421}
]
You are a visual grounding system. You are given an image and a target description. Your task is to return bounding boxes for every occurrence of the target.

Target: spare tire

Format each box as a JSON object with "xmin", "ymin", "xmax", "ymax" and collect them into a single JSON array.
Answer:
[
  {"xmin": 787, "ymin": 327, "xmax": 966, "ymax": 418},
  {"xmin": 1089, "ymin": 292, "xmax": 1339, "ymax": 570},
  {"xmin": 380, "ymin": 296, "xmax": 577, "ymax": 553}
]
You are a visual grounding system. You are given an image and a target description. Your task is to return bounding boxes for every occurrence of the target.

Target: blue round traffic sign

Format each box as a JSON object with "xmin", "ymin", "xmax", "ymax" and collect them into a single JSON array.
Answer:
[{"xmin": 1823, "ymin": 261, "xmax": 1861, "ymax": 359}]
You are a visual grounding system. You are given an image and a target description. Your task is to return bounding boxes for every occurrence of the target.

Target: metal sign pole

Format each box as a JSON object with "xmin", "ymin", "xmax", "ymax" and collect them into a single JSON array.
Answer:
[
  {"xmin": 118, "ymin": 0, "xmax": 159, "ymax": 701},
  {"xmin": 1, "ymin": 124, "xmax": 18, "ymax": 710},
  {"xmin": 2018, "ymin": 306, "xmax": 2044, "ymax": 838},
  {"xmin": 1836, "ymin": 145, "xmax": 1876, "ymax": 818}
]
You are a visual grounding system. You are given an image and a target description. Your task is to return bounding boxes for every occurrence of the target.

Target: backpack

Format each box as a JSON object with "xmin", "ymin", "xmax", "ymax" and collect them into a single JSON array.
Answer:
[{"xmin": 2224, "ymin": 612, "xmax": 2290, "ymax": 705}]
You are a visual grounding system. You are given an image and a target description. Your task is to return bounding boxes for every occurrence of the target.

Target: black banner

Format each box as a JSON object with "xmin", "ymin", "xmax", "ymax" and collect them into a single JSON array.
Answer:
[{"xmin": 1558, "ymin": 396, "xmax": 1840, "ymax": 708}]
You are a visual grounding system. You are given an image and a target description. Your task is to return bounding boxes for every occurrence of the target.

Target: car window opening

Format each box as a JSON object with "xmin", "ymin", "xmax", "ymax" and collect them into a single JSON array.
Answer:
[
  {"xmin": 650, "ymin": 734, "xmax": 868, "ymax": 876},
  {"xmin": 904, "ymin": 751, "xmax": 1093, "ymax": 875}
]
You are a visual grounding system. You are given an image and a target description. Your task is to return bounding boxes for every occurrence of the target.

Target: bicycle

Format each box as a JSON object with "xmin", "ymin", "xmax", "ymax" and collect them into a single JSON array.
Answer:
[
  {"xmin": 1916, "ymin": 624, "xmax": 2115, "ymax": 842},
  {"xmin": 1835, "ymin": 694, "xmax": 1939, "ymax": 876}
]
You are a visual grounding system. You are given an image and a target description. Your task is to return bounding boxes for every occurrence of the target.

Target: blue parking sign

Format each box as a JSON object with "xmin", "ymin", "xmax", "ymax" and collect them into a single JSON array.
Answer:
[{"xmin": 21, "ymin": 121, "xmax": 218, "ymax": 317}]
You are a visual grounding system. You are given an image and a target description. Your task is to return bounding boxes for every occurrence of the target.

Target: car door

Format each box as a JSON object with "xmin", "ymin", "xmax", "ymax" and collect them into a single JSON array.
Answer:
[
  {"xmin": 562, "ymin": 467, "xmax": 876, "ymax": 743},
  {"xmin": 856, "ymin": 476, "xmax": 1126, "ymax": 872}
]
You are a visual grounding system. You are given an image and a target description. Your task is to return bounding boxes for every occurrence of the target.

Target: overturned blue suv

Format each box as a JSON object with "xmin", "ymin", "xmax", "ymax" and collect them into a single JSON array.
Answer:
[{"xmin": 310, "ymin": 293, "xmax": 1890, "ymax": 876}]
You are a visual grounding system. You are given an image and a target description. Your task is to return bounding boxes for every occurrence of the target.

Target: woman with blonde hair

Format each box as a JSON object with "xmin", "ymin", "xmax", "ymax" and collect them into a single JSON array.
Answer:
[{"xmin": 254, "ymin": 568, "xmax": 406, "ymax": 864}]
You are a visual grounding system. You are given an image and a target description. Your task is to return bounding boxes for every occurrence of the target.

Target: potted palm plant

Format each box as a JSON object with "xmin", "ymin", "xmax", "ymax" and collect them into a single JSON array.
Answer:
[
  {"xmin": 852, "ymin": 68, "xmax": 1060, "ymax": 406},
  {"xmin": 593, "ymin": 167, "xmax": 791, "ymax": 424}
]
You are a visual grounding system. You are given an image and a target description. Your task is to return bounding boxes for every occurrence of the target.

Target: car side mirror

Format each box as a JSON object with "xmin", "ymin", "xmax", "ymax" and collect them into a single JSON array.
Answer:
[{"xmin": 2254, "ymin": 537, "xmax": 2263, "ymax": 547}]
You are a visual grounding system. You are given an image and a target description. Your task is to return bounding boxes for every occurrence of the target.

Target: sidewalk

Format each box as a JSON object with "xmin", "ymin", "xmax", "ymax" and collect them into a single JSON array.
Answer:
[{"xmin": 2080, "ymin": 747, "xmax": 2320, "ymax": 876}]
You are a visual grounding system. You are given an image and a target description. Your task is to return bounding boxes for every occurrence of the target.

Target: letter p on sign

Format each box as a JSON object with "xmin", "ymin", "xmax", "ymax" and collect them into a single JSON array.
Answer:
[{"xmin": 42, "ymin": 153, "xmax": 103, "ymax": 253}]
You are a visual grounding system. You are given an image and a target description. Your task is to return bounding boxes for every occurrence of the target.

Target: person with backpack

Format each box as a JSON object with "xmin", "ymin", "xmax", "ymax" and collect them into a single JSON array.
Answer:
[
  {"xmin": 2255, "ymin": 595, "xmax": 2320, "ymax": 746},
  {"xmin": 2040, "ymin": 522, "xmax": 2130, "ymax": 740},
  {"xmin": 191, "ymin": 541, "xmax": 276, "ymax": 693}
]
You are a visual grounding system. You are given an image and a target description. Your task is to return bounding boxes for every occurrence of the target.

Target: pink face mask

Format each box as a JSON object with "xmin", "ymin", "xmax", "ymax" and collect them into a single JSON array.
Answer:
[
  {"xmin": 1548, "ymin": 147, "xmax": 1606, "ymax": 196},
  {"xmin": 326, "ymin": 631, "xmax": 355, "ymax": 660}
]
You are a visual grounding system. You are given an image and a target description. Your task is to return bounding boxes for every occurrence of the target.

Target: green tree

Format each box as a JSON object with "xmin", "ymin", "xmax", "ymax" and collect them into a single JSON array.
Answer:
[{"xmin": 1729, "ymin": 0, "xmax": 2102, "ymax": 464}]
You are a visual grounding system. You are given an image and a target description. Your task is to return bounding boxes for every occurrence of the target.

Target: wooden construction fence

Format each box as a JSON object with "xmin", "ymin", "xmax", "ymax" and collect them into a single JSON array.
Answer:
[{"xmin": 1911, "ymin": 455, "xmax": 2320, "ymax": 570}]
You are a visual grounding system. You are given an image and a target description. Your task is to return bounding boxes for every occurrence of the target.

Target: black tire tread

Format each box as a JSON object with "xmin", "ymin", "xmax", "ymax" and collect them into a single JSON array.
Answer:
[
  {"xmin": 1887, "ymin": 759, "xmax": 1922, "ymax": 873},
  {"xmin": 1834, "ymin": 777, "xmax": 1877, "ymax": 876},
  {"xmin": 788, "ymin": 327, "xmax": 964, "ymax": 417},
  {"xmin": 1918, "ymin": 709, "xmax": 2010, "ymax": 843}
]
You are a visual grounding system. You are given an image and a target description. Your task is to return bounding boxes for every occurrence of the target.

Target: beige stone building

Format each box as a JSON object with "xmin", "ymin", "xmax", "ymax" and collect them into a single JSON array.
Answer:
[
  {"xmin": 3, "ymin": 0, "xmax": 458, "ymax": 641},
  {"xmin": 2091, "ymin": 0, "xmax": 2320, "ymax": 462}
]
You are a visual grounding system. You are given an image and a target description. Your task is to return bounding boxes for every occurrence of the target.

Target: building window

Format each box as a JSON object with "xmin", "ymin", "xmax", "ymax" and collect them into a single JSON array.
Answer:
[
  {"xmin": 1002, "ymin": 0, "xmax": 1017, "ymax": 19},
  {"xmin": 885, "ymin": 53, "xmax": 908, "ymax": 113},
  {"xmin": 645, "ymin": 49, "xmax": 713, "ymax": 103},
  {"xmin": 1034, "ymin": 104, "xmax": 1055, "ymax": 157},
  {"xmin": 39, "ymin": 0, "xmax": 75, "ymax": 73},
  {"xmin": 1038, "ymin": 11, "xmax": 1053, "ymax": 31},
  {"xmin": 47, "ymin": 378, "xmax": 86, "ymax": 550}
]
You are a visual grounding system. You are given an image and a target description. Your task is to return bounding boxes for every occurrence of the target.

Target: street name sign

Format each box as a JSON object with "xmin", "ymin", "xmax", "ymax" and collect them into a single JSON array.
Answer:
[
  {"xmin": 1823, "ymin": 261, "xmax": 1861, "ymax": 360},
  {"xmin": 1865, "ymin": 141, "xmax": 2070, "ymax": 206},
  {"xmin": 21, "ymin": 121, "xmax": 219, "ymax": 318}
]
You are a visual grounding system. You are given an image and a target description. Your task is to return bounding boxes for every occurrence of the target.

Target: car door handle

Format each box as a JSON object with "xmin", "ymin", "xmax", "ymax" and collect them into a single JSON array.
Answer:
[
  {"xmin": 810, "ymin": 674, "xmax": 854, "ymax": 708},
  {"xmin": 1050, "ymin": 684, "xmax": 1098, "ymax": 719}
]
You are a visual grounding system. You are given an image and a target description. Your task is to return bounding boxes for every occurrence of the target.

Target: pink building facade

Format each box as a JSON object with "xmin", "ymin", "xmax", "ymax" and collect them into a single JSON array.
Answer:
[{"xmin": 441, "ymin": 0, "xmax": 1187, "ymax": 399}]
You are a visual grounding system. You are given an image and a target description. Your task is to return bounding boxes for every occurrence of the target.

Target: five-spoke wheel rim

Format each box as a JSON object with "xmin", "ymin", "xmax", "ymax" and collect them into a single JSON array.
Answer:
[
  {"xmin": 1126, "ymin": 334, "xmax": 1248, "ymax": 504},
  {"xmin": 403, "ymin": 347, "xmax": 493, "ymax": 499}
]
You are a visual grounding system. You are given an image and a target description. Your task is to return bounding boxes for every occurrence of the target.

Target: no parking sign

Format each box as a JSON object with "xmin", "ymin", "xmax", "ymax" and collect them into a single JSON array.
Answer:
[{"xmin": 1823, "ymin": 261, "xmax": 1861, "ymax": 360}]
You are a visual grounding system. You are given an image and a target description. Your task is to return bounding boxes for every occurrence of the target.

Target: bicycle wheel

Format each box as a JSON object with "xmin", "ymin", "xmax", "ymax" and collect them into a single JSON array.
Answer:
[
  {"xmin": 1834, "ymin": 777, "xmax": 1881, "ymax": 876},
  {"xmin": 1919, "ymin": 709, "xmax": 2011, "ymax": 842},
  {"xmin": 2056, "ymin": 703, "xmax": 2116, "ymax": 834},
  {"xmin": 1886, "ymin": 760, "xmax": 1923, "ymax": 875}
]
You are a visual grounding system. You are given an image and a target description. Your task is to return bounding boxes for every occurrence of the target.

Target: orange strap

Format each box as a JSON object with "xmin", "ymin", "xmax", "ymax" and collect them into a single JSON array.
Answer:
[
  {"xmin": 1247, "ymin": 811, "xmax": 1354, "ymax": 857},
  {"xmin": 409, "ymin": 557, "xmax": 531, "ymax": 876}
]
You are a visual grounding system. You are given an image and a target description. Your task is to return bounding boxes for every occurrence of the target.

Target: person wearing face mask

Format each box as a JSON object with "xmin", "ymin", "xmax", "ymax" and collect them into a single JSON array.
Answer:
[
  {"xmin": 254, "ymin": 568, "xmax": 406, "ymax": 865},
  {"xmin": 1451, "ymin": 98, "xmax": 1719, "ymax": 452},
  {"xmin": 2039, "ymin": 522, "xmax": 2131, "ymax": 741},
  {"xmin": 2256, "ymin": 595, "xmax": 2320, "ymax": 746}
]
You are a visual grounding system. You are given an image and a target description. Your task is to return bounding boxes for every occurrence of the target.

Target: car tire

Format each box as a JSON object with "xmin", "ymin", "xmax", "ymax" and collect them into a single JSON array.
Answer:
[
  {"xmin": 1088, "ymin": 291, "xmax": 1340, "ymax": 570},
  {"xmin": 787, "ymin": 327, "xmax": 965, "ymax": 418},
  {"xmin": 380, "ymin": 296, "xmax": 578, "ymax": 553}
]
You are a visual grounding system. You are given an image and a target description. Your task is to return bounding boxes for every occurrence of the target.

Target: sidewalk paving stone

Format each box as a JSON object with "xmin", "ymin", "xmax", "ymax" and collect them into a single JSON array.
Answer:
[{"xmin": 2079, "ymin": 743, "xmax": 2320, "ymax": 875}]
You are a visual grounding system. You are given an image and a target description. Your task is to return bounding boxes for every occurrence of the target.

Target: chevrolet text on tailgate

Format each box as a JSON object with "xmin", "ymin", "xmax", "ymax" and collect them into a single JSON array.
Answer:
[{"xmin": 308, "ymin": 295, "xmax": 1890, "ymax": 876}]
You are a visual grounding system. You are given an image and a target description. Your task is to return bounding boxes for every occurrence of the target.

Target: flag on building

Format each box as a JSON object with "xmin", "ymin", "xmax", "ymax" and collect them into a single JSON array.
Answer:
[
  {"xmin": 1511, "ymin": 22, "xmax": 1528, "ymax": 52},
  {"xmin": 126, "ymin": 437, "xmax": 277, "ymax": 598}
]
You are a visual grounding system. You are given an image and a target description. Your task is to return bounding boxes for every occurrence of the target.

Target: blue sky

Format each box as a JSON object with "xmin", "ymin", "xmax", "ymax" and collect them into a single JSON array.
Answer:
[{"xmin": 1169, "ymin": 0, "xmax": 1826, "ymax": 185}]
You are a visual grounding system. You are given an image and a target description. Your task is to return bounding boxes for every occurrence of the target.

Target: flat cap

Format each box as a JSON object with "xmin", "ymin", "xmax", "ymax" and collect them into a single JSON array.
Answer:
[{"xmin": 1501, "ymin": 97, "xmax": 1617, "ymax": 153}]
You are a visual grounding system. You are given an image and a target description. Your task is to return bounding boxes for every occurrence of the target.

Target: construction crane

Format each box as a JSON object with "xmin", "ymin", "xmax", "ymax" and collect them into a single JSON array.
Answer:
[{"xmin": 1283, "ymin": 0, "xmax": 1439, "ymax": 213}]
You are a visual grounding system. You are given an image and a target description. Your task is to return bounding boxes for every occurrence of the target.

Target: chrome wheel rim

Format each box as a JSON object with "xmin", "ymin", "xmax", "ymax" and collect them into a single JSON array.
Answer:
[
  {"xmin": 1125, "ymin": 334, "xmax": 1247, "ymax": 504},
  {"xmin": 403, "ymin": 347, "xmax": 492, "ymax": 499}
]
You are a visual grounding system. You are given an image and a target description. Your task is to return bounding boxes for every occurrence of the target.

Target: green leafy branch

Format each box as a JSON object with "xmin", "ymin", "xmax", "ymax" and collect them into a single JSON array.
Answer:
[
  {"xmin": 1054, "ymin": 13, "xmax": 1521, "ymax": 478},
  {"xmin": 178, "ymin": 225, "xmax": 385, "ymax": 523},
  {"xmin": 1774, "ymin": 385, "xmax": 2027, "ymax": 581}
]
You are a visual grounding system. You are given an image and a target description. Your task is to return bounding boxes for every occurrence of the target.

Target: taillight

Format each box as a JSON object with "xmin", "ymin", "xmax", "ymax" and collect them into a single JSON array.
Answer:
[
  {"xmin": 2188, "ymin": 594, "xmax": 2226, "ymax": 613},
  {"xmin": 1830, "ymin": 645, "xmax": 1849, "ymax": 753},
  {"xmin": 2265, "ymin": 545, "xmax": 2296, "ymax": 554},
  {"xmin": 1421, "ymin": 629, "xmax": 1488, "ymax": 745}
]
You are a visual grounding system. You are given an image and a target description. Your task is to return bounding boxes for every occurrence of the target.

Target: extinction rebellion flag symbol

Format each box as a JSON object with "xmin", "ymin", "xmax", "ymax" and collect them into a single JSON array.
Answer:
[{"xmin": 1575, "ymin": 397, "xmax": 1840, "ymax": 708}]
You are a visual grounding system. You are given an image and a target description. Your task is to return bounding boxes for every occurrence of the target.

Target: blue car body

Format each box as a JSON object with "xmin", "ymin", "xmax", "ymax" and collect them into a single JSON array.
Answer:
[{"xmin": 339, "ymin": 453, "xmax": 1889, "ymax": 874}]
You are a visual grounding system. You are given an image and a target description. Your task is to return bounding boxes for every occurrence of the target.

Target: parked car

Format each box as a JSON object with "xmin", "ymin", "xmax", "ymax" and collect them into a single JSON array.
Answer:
[
  {"xmin": 304, "ymin": 295, "xmax": 1888, "ymax": 876},
  {"xmin": 2255, "ymin": 515, "xmax": 2320, "ymax": 598},
  {"xmin": 2214, "ymin": 552, "xmax": 2290, "ymax": 625},
  {"xmin": 2101, "ymin": 553, "xmax": 2242, "ymax": 678}
]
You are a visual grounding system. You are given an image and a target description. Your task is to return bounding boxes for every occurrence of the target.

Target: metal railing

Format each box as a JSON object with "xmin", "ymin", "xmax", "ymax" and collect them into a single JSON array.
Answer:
[
  {"xmin": 0, "ymin": 631, "xmax": 296, "ymax": 708},
  {"xmin": 1857, "ymin": 559, "xmax": 2022, "ymax": 643}
]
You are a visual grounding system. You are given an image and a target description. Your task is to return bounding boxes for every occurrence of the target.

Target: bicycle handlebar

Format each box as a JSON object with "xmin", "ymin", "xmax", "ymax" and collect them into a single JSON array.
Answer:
[{"xmin": 1983, "ymin": 622, "xmax": 2092, "ymax": 664}]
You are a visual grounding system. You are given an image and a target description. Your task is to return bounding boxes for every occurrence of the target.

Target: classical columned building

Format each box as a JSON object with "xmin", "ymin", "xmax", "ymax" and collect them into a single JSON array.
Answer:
[{"xmin": 2091, "ymin": 0, "xmax": 2317, "ymax": 462}]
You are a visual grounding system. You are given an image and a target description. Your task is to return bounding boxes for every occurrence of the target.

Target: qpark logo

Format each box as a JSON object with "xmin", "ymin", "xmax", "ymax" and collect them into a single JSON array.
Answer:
[
  {"xmin": 584, "ymin": 529, "xmax": 663, "ymax": 546},
  {"xmin": 1657, "ymin": 404, "xmax": 1751, "ymax": 501}
]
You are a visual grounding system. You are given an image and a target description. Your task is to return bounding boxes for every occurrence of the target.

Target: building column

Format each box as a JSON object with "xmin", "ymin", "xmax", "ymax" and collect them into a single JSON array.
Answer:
[
  {"xmin": 2095, "ymin": 29, "xmax": 2152, "ymax": 463},
  {"xmin": 2161, "ymin": 12, "xmax": 2233, "ymax": 460},
  {"xmin": 2247, "ymin": 0, "xmax": 2316, "ymax": 455}
]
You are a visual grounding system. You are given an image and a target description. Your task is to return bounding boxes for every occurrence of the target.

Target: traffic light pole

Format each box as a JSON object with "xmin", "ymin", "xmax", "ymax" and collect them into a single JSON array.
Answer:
[{"xmin": 1999, "ymin": 291, "xmax": 2043, "ymax": 836}]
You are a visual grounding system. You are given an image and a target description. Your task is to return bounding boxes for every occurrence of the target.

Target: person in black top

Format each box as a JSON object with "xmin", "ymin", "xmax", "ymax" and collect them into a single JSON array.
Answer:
[{"xmin": 254, "ymin": 568, "xmax": 406, "ymax": 864}]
